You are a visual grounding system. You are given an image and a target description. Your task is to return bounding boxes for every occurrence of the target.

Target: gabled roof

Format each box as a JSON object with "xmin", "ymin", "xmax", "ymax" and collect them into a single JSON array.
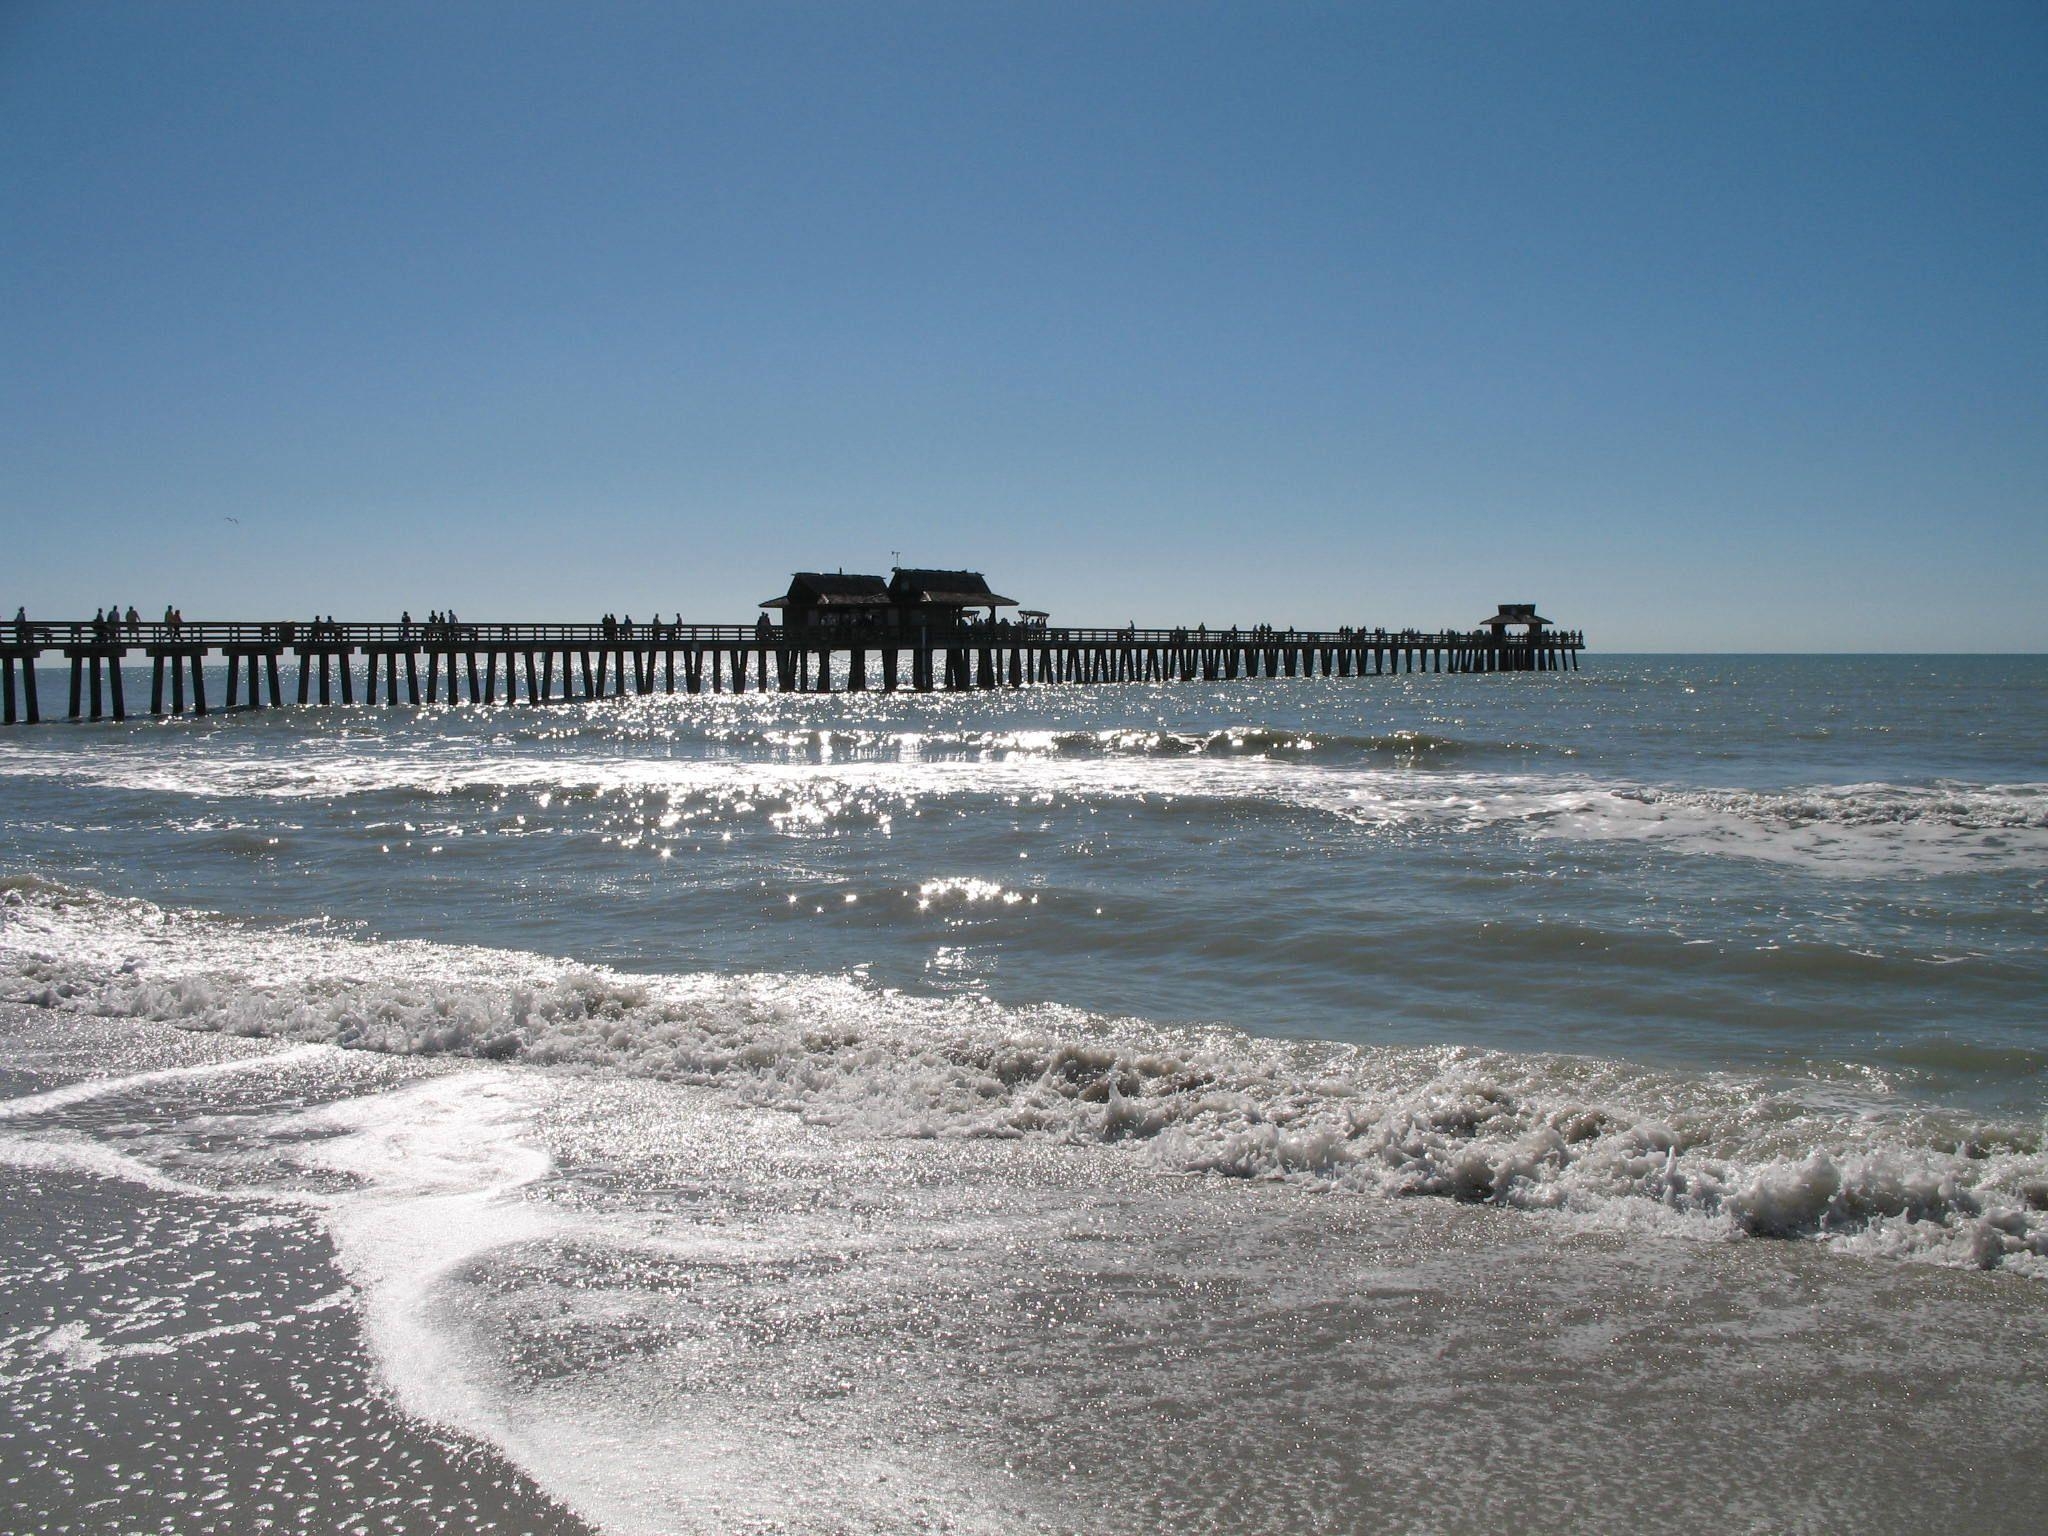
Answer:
[
  {"xmin": 759, "ymin": 572, "xmax": 893, "ymax": 609},
  {"xmin": 1479, "ymin": 603, "xmax": 1551, "ymax": 627},
  {"xmin": 889, "ymin": 568, "xmax": 1018, "ymax": 607}
]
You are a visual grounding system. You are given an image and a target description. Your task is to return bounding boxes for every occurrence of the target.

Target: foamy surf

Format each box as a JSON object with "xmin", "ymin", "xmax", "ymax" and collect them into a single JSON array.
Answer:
[{"xmin": 4, "ymin": 881, "xmax": 2040, "ymax": 1275}]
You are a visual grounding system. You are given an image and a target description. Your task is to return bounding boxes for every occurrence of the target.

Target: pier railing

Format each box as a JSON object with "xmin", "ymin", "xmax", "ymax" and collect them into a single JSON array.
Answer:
[{"xmin": 7, "ymin": 619, "xmax": 1586, "ymax": 650}]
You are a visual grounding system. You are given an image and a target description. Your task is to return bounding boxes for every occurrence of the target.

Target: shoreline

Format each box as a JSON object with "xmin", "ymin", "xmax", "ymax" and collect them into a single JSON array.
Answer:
[
  {"xmin": 4, "ymin": 1004, "xmax": 2047, "ymax": 1533},
  {"xmin": 0, "ymin": 1017, "xmax": 595, "ymax": 1535}
]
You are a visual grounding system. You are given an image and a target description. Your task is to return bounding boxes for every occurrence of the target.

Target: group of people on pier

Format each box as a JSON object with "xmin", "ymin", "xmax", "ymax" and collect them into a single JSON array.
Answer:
[
  {"xmin": 12, "ymin": 605, "xmax": 187, "ymax": 643},
  {"xmin": 89, "ymin": 606, "xmax": 142, "ymax": 641},
  {"xmin": 1337, "ymin": 625, "xmax": 1429, "ymax": 640},
  {"xmin": 398, "ymin": 610, "xmax": 466, "ymax": 641},
  {"xmin": 950, "ymin": 614, "xmax": 1047, "ymax": 637},
  {"xmin": 601, "ymin": 613, "xmax": 695, "ymax": 642},
  {"xmin": 1124, "ymin": 623, "xmax": 1299, "ymax": 642}
]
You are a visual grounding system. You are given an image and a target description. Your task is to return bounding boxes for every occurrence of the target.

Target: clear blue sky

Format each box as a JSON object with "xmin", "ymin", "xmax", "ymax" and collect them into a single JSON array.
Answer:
[{"xmin": 3, "ymin": 2, "xmax": 2043, "ymax": 649}]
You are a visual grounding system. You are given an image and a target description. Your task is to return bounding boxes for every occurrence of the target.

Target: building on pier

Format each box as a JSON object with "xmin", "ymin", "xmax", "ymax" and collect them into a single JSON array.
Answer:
[
  {"xmin": 758, "ymin": 567, "xmax": 1023, "ymax": 635},
  {"xmin": 757, "ymin": 573, "xmax": 894, "ymax": 633},
  {"xmin": 887, "ymin": 568, "xmax": 1018, "ymax": 629},
  {"xmin": 1479, "ymin": 603, "xmax": 1552, "ymax": 638}
]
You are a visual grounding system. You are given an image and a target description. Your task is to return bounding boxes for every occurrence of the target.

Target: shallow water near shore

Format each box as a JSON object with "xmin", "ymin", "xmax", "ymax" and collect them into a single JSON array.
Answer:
[{"xmin": 2, "ymin": 655, "xmax": 2046, "ymax": 1531}]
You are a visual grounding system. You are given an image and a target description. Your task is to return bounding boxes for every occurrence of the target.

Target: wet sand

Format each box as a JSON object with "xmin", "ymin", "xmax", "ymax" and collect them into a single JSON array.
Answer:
[
  {"xmin": 3, "ymin": 1006, "xmax": 2046, "ymax": 1534},
  {"xmin": 0, "ymin": 1010, "xmax": 591, "ymax": 1536}
]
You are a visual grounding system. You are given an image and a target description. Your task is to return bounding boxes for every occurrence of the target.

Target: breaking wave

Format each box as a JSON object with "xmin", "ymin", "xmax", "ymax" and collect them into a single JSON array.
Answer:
[
  {"xmin": 3, "ymin": 880, "xmax": 2042, "ymax": 1275},
  {"xmin": 1, "ymin": 729, "xmax": 2045, "ymax": 873}
]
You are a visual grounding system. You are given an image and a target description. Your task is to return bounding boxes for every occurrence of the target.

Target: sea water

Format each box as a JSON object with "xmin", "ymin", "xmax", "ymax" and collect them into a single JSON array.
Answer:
[{"xmin": 2, "ymin": 655, "xmax": 2044, "ymax": 1532}]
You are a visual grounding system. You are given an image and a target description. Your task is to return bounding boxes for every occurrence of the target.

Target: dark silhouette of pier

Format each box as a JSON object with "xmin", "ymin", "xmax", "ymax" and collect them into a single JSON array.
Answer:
[{"xmin": 0, "ymin": 611, "xmax": 1583, "ymax": 725}]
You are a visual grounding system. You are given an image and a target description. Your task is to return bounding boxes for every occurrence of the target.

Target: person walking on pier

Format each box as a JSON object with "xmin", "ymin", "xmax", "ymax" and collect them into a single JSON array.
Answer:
[
  {"xmin": 12, "ymin": 606, "xmax": 27, "ymax": 644},
  {"xmin": 124, "ymin": 605, "xmax": 140, "ymax": 638},
  {"xmin": 400, "ymin": 610, "xmax": 412, "ymax": 640}
]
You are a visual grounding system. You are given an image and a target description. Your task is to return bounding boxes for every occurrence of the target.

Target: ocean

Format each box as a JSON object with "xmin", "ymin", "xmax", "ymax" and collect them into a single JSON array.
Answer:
[{"xmin": 2, "ymin": 653, "xmax": 2044, "ymax": 1533}]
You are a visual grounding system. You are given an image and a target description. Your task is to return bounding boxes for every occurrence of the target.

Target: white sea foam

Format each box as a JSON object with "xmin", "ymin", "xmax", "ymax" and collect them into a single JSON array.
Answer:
[
  {"xmin": 0, "ymin": 1131, "xmax": 225, "ymax": 1197},
  {"xmin": 36, "ymin": 1318, "xmax": 265, "ymax": 1371},
  {"xmin": 4, "ymin": 882, "xmax": 2042, "ymax": 1276},
  {"xmin": 276, "ymin": 1074, "xmax": 1023, "ymax": 1532},
  {"xmin": 0, "ymin": 1029, "xmax": 1021, "ymax": 1533},
  {"xmin": 278, "ymin": 1073, "xmax": 575, "ymax": 1465},
  {"xmin": 0, "ymin": 1042, "xmax": 328, "ymax": 1121}
]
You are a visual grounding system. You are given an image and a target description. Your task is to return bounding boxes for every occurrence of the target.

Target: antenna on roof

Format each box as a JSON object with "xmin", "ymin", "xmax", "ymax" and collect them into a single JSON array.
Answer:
[{"xmin": 890, "ymin": 550, "xmax": 901, "ymax": 569}]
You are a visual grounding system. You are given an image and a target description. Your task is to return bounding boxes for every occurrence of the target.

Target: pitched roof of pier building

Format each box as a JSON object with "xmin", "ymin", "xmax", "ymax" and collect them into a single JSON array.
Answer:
[
  {"xmin": 888, "ymin": 568, "xmax": 1018, "ymax": 609},
  {"xmin": 1478, "ymin": 603, "xmax": 1552, "ymax": 629},
  {"xmin": 758, "ymin": 573, "xmax": 893, "ymax": 611}
]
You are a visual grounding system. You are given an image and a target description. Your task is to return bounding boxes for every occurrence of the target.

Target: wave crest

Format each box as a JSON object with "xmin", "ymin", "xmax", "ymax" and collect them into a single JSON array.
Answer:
[{"xmin": 4, "ymin": 884, "xmax": 2042, "ymax": 1275}]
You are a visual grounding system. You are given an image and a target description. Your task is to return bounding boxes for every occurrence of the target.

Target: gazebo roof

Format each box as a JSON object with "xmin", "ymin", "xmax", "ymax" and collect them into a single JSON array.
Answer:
[{"xmin": 1478, "ymin": 604, "xmax": 1552, "ymax": 628}]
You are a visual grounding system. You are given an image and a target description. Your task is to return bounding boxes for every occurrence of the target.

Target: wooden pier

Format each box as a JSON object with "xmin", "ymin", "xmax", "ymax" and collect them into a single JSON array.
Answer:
[{"xmin": 0, "ymin": 616, "xmax": 1585, "ymax": 725}]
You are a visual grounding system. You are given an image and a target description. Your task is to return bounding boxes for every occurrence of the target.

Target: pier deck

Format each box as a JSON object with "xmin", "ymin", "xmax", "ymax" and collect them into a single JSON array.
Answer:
[{"xmin": 0, "ymin": 620, "xmax": 1585, "ymax": 724}]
